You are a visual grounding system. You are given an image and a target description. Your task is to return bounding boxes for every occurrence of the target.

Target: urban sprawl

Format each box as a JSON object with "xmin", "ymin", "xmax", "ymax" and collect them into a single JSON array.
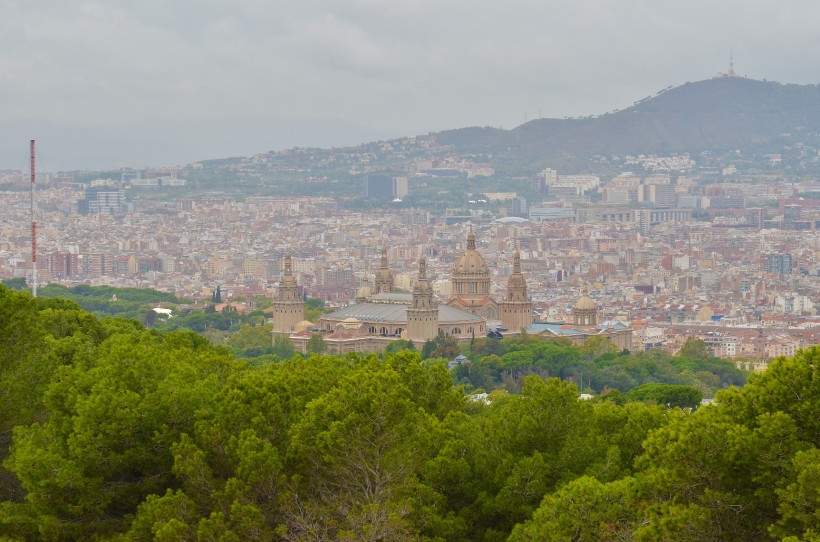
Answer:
[{"xmin": 1, "ymin": 140, "xmax": 818, "ymax": 365}]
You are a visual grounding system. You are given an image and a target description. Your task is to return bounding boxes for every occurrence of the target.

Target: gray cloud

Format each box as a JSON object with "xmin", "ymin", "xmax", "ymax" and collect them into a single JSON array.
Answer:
[{"xmin": 1, "ymin": 0, "xmax": 819, "ymax": 169}]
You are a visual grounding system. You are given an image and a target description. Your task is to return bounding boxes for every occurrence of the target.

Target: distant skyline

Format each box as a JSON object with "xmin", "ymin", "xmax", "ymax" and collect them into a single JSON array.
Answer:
[{"xmin": 2, "ymin": 0, "xmax": 820, "ymax": 170}]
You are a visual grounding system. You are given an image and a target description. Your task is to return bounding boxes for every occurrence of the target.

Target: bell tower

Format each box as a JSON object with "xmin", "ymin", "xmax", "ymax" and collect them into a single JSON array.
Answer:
[
  {"xmin": 272, "ymin": 254, "xmax": 304, "ymax": 336},
  {"xmin": 373, "ymin": 247, "xmax": 394, "ymax": 294},
  {"xmin": 500, "ymin": 248, "xmax": 532, "ymax": 332},
  {"xmin": 407, "ymin": 257, "xmax": 439, "ymax": 342}
]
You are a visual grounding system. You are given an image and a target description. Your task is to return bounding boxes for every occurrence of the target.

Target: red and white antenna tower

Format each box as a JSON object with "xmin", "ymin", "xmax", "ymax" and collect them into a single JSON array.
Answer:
[{"xmin": 30, "ymin": 139, "xmax": 37, "ymax": 297}]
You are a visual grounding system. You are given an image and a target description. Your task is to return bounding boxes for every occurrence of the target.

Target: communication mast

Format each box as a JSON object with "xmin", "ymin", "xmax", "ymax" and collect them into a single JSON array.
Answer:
[{"xmin": 30, "ymin": 139, "xmax": 37, "ymax": 297}]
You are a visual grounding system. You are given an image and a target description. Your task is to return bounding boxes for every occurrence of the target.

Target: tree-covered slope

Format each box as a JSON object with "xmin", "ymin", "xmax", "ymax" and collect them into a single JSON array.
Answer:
[
  {"xmin": 1, "ymin": 285, "xmax": 818, "ymax": 541},
  {"xmin": 436, "ymin": 77, "xmax": 820, "ymax": 170}
]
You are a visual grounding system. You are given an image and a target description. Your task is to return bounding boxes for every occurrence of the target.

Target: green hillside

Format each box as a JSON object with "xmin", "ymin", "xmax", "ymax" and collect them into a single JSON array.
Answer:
[
  {"xmin": 436, "ymin": 77, "xmax": 820, "ymax": 171},
  {"xmin": 1, "ymin": 285, "xmax": 818, "ymax": 541}
]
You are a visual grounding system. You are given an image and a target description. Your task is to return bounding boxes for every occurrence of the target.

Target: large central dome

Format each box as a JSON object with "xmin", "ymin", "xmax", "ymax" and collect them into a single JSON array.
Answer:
[
  {"xmin": 450, "ymin": 227, "xmax": 492, "ymax": 303},
  {"xmin": 454, "ymin": 229, "xmax": 489, "ymax": 276}
]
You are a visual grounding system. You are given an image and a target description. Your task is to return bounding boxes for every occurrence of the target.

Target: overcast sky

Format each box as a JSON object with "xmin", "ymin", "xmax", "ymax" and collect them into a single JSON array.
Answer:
[{"xmin": 2, "ymin": 0, "xmax": 820, "ymax": 169}]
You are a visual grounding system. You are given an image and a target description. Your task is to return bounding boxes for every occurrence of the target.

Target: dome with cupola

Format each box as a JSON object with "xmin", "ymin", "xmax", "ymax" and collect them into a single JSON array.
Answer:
[
  {"xmin": 575, "ymin": 291, "xmax": 597, "ymax": 311},
  {"xmin": 453, "ymin": 228, "xmax": 490, "ymax": 276},
  {"xmin": 447, "ymin": 226, "xmax": 497, "ymax": 319},
  {"xmin": 573, "ymin": 287, "xmax": 598, "ymax": 326}
]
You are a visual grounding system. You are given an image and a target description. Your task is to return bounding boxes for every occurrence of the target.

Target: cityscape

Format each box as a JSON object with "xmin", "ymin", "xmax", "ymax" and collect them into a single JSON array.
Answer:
[
  {"xmin": 0, "ymin": 0, "xmax": 820, "ymax": 542},
  {"xmin": 3, "ymin": 2, "xmax": 820, "ymax": 534},
  {"xmin": 1, "ymin": 123, "xmax": 817, "ymax": 365}
]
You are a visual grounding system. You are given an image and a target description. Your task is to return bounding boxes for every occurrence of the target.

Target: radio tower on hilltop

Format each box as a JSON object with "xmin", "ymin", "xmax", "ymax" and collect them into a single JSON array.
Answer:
[{"xmin": 30, "ymin": 139, "xmax": 37, "ymax": 297}]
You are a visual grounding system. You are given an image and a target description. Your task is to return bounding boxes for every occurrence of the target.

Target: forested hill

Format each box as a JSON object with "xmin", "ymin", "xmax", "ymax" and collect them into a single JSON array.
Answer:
[
  {"xmin": 1, "ymin": 284, "xmax": 819, "ymax": 541},
  {"xmin": 435, "ymin": 77, "xmax": 820, "ymax": 170}
]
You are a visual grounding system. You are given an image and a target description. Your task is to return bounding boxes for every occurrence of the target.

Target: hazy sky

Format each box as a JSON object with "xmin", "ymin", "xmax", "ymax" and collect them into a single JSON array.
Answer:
[{"xmin": 2, "ymin": 0, "xmax": 820, "ymax": 169}]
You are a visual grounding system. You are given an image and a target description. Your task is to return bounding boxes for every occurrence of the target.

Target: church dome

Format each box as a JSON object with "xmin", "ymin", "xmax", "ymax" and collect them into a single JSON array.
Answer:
[
  {"xmin": 454, "ymin": 250, "xmax": 488, "ymax": 274},
  {"xmin": 449, "ymin": 228, "xmax": 493, "ymax": 304},
  {"xmin": 575, "ymin": 289, "xmax": 597, "ymax": 311},
  {"xmin": 454, "ymin": 229, "xmax": 489, "ymax": 275},
  {"xmin": 295, "ymin": 320, "xmax": 314, "ymax": 332}
]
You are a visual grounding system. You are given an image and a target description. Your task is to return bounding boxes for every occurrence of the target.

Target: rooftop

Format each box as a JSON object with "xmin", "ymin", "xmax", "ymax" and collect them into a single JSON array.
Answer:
[{"xmin": 324, "ymin": 301, "xmax": 483, "ymax": 323}]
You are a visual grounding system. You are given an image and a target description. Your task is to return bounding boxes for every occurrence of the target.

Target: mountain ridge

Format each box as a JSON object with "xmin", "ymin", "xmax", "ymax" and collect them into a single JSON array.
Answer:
[
  {"xmin": 434, "ymin": 77, "xmax": 820, "ymax": 171},
  {"xmin": 4, "ymin": 76, "xmax": 819, "ymax": 173}
]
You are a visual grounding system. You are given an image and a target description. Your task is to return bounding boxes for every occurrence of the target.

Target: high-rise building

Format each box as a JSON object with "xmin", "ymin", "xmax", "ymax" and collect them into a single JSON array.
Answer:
[
  {"xmin": 645, "ymin": 184, "xmax": 677, "ymax": 207},
  {"xmin": 510, "ymin": 196, "xmax": 528, "ymax": 218},
  {"xmin": 363, "ymin": 174, "xmax": 395, "ymax": 200},
  {"xmin": 634, "ymin": 209, "xmax": 651, "ymax": 234},
  {"xmin": 746, "ymin": 207, "xmax": 766, "ymax": 228},
  {"xmin": 393, "ymin": 177, "xmax": 409, "ymax": 199},
  {"xmin": 762, "ymin": 253, "xmax": 793, "ymax": 276},
  {"xmin": 78, "ymin": 188, "xmax": 126, "ymax": 215},
  {"xmin": 323, "ymin": 268, "xmax": 356, "ymax": 288},
  {"xmin": 783, "ymin": 204, "xmax": 802, "ymax": 229},
  {"xmin": 708, "ymin": 189, "xmax": 745, "ymax": 209},
  {"xmin": 46, "ymin": 252, "xmax": 79, "ymax": 278}
]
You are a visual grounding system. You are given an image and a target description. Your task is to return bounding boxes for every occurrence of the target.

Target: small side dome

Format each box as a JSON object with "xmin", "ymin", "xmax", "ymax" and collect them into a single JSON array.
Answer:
[
  {"xmin": 575, "ymin": 290, "xmax": 597, "ymax": 310},
  {"xmin": 295, "ymin": 320, "xmax": 314, "ymax": 332}
]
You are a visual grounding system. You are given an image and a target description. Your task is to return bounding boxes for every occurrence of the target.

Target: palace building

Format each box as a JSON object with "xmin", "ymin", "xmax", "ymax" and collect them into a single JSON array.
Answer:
[
  {"xmin": 292, "ymin": 247, "xmax": 490, "ymax": 354},
  {"xmin": 278, "ymin": 230, "xmax": 629, "ymax": 354}
]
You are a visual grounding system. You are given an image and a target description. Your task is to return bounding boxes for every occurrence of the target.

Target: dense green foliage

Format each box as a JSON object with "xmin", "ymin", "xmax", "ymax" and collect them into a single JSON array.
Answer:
[
  {"xmin": 0, "ymin": 280, "xmax": 187, "ymax": 322},
  {"xmin": 1, "ymin": 285, "xmax": 818, "ymax": 541},
  {"xmin": 304, "ymin": 297, "xmax": 332, "ymax": 324},
  {"xmin": 455, "ymin": 335, "xmax": 745, "ymax": 398},
  {"xmin": 624, "ymin": 383, "xmax": 703, "ymax": 409}
]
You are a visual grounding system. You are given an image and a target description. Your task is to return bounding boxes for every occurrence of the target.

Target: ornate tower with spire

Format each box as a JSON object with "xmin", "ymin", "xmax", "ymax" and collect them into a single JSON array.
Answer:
[
  {"xmin": 272, "ymin": 254, "xmax": 304, "ymax": 336},
  {"xmin": 373, "ymin": 247, "xmax": 394, "ymax": 294},
  {"xmin": 407, "ymin": 257, "xmax": 439, "ymax": 342},
  {"xmin": 499, "ymin": 248, "xmax": 532, "ymax": 332}
]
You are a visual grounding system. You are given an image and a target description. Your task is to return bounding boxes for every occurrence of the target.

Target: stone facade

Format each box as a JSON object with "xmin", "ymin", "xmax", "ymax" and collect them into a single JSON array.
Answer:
[
  {"xmin": 499, "ymin": 249, "xmax": 533, "ymax": 332},
  {"xmin": 407, "ymin": 257, "xmax": 439, "ymax": 343},
  {"xmin": 271, "ymin": 254, "xmax": 304, "ymax": 336}
]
